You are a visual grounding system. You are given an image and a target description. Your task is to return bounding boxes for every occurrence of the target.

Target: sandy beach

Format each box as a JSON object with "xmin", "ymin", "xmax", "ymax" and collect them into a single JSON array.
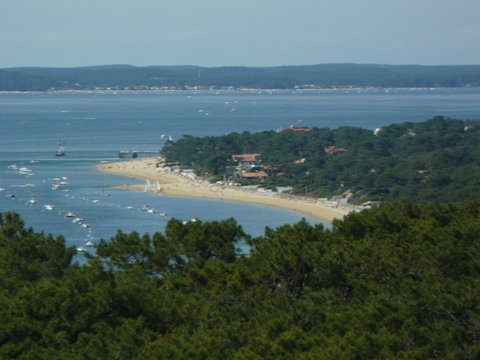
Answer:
[{"xmin": 98, "ymin": 158, "xmax": 352, "ymax": 222}]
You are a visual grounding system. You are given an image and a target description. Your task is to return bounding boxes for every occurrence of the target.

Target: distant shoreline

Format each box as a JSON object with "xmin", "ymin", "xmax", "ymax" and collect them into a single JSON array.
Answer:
[
  {"xmin": 98, "ymin": 158, "xmax": 352, "ymax": 223},
  {"xmin": 2, "ymin": 63, "xmax": 480, "ymax": 92},
  {"xmin": 1, "ymin": 86, "xmax": 480, "ymax": 95}
]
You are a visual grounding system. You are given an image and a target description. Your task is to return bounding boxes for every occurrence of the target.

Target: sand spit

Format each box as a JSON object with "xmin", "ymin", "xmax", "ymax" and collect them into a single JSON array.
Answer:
[{"xmin": 98, "ymin": 158, "xmax": 353, "ymax": 223}]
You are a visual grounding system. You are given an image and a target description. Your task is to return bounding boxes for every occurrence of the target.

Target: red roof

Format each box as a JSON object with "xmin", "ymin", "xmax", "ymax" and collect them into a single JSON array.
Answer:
[
  {"xmin": 239, "ymin": 171, "xmax": 269, "ymax": 178},
  {"xmin": 324, "ymin": 146, "xmax": 347, "ymax": 154},
  {"xmin": 288, "ymin": 125, "xmax": 311, "ymax": 132},
  {"xmin": 232, "ymin": 154, "xmax": 259, "ymax": 162}
]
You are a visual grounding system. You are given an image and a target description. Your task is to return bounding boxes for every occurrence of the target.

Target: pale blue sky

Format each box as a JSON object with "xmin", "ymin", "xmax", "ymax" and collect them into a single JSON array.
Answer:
[{"xmin": 1, "ymin": 0, "xmax": 480, "ymax": 67}]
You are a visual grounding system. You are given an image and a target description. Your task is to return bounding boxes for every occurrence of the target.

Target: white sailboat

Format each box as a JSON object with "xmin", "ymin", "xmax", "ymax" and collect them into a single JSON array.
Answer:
[{"xmin": 55, "ymin": 141, "xmax": 66, "ymax": 157}]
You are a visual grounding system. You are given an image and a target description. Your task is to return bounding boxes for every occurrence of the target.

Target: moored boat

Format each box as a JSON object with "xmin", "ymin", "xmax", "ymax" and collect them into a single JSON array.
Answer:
[{"xmin": 55, "ymin": 141, "xmax": 66, "ymax": 157}]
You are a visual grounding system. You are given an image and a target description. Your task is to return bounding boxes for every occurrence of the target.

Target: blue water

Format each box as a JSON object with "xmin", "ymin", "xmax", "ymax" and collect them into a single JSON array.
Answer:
[{"xmin": 1, "ymin": 88, "xmax": 480, "ymax": 258}]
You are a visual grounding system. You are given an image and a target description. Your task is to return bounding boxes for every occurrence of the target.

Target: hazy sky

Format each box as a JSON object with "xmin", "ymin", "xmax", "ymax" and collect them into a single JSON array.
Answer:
[{"xmin": 2, "ymin": 0, "xmax": 480, "ymax": 67}]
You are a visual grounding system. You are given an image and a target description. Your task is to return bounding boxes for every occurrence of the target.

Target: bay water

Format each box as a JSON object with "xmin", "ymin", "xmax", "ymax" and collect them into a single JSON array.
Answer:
[{"xmin": 1, "ymin": 88, "xmax": 479, "ymax": 258}]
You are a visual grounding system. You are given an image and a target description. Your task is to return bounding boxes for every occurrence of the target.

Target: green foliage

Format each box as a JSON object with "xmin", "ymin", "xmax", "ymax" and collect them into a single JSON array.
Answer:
[
  {"xmin": 1, "ymin": 204, "xmax": 480, "ymax": 358},
  {"xmin": 0, "ymin": 212, "xmax": 76, "ymax": 284},
  {"xmin": 96, "ymin": 218, "xmax": 247, "ymax": 273},
  {"xmin": 2, "ymin": 64, "xmax": 480, "ymax": 90},
  {"xmin": 163, "ymin": 116, "xmax": 480, "ymax": 203}
]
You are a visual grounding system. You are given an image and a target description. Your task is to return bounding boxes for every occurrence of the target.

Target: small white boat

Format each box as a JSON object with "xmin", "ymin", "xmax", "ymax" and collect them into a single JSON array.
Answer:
[
  {"xmin": 72, "ymin": 217, "xmax": 83, "ymax": 224},
  {"xmin": 85, "ymin": 241, "xmax": 94, "ymax": 247},
  {"xmin": 55, "ymin": 141, "xmax": 66, "ymax": 157},
  {"xmin": 77, "ymin": 246, "xmax": 87, "ymax": 252},
  {"xmin": 44, "ymin": 204, "xmax": 54, "ymax": 211},
  {"xmin": 27, "ymin": 198, "xmax": 38, "ymax": 205},
  {"xmin": 143, "ymin": 205, "xmax": 155, "ymax": 213},
  {"xmin": 18, "ymin": 167, "xmax": 33, "ymax": 176},
  {"xmin": 65, "ymin": 212, "xmax": 75, "ymax": 218}
]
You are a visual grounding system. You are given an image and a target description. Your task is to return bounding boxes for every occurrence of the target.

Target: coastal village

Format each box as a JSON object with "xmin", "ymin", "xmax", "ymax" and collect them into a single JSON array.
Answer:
[
  {"xmin": 112, "ymin": 122, "xmax": 384, "ymax": 215},
  {"xmin": 228, "ymin": 125, "xmax": 348, "ymax": 180},
  {"xmin": 102, "ymin": 157, "xmax": 354, "ymax": 223},
  {"xmin": 138, "ymin": 124, "xmax": 365, "ymax": 217}
]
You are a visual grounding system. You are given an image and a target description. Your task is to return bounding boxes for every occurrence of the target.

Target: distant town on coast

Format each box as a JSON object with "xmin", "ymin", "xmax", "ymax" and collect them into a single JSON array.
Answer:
[{"xmin": 1, "ymin": 63, "xmax": 480, "ymax": 91}]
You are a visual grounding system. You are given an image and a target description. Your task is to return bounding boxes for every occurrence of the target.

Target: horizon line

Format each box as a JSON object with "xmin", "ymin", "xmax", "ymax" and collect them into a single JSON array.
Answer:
[{"xmin": 3, "ymin": 62, "xmax": 480, "ymax": 70}]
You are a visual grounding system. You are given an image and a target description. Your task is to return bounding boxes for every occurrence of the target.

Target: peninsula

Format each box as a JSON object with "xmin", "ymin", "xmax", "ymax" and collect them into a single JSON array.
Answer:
[{"xmin": 98, "ymin": 158, "xmax": 351, "ymax": 222}]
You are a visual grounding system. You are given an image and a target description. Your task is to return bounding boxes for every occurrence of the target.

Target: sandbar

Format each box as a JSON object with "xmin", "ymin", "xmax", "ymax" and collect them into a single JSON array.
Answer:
[{"xmin": 98, "ymin": 158, "xmax": 352, "ymax": 222}]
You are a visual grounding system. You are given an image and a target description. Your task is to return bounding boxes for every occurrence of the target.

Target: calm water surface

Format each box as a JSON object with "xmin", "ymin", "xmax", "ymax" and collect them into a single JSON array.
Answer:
[{"xmin": 1, "ymin": 88, "xmax": 479, "ymax": 258}]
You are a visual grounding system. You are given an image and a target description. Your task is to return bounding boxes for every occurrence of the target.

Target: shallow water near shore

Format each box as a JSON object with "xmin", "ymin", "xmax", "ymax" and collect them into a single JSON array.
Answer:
[
  {"xmin": 1, "ymin": 89, "xmax": 480, "ymax": 261},
  {"xmin": 0, "ymin": 155, "xmax": 314, "ymax": 258}
]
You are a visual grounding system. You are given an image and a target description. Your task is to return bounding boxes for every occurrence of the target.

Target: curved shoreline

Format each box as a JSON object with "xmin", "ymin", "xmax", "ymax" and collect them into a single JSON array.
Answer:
[{"xmin": 98, "ymin": 158, "xmax": 352, "ymax": 223}]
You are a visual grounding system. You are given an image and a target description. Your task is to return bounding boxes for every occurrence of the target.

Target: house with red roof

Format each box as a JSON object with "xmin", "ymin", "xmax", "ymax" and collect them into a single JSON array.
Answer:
[
  {"xmin": 238, "ymin": 171, "xmax": 269, "ymax": 179},
  {"xmin": 287, "ymin": 125, "xmax": 312, "ymax": 132},
  {"xmin": 324, "ymin": 145, "xmax": 347, "ymax": 155},
  {"xmin": 231, "ymin": 153, "xmax": 271, "ymax": 179},
  {"xmin": 232, "ymin": 154, "xmax": 260, "ymax": 169}
]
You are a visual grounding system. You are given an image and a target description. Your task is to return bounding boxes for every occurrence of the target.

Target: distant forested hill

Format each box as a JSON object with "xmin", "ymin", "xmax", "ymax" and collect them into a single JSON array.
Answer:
[
  {"xmin": 2, "ymin": 64, "xmax": 480, "ymax": 90},
  {"xmin": 162, "ymin": 116, "xmax": 480, "ymax": 203}
]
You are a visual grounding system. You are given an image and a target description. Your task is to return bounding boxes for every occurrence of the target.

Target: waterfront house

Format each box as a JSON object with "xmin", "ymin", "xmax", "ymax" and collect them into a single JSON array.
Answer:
[
  {"xmin": 287, "ymin": 125, "xmax": 312, "ymax": 132},
  {"xmin": 238, "ymin": 170, "xmax": 269, "ymax": 179}
]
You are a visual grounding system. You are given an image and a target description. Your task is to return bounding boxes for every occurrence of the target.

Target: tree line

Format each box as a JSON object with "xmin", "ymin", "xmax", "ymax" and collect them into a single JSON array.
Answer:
[
  {"xmin": 1, "ymin": 200, "xmax": 480, "ymax": 358},
  {"xmin": 2, "ymin": 64, "xmax": 480, "ymax": 90},
  {"xmin": 162, "ymin": 116, "xmax": 480, "ymax": 203}
]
